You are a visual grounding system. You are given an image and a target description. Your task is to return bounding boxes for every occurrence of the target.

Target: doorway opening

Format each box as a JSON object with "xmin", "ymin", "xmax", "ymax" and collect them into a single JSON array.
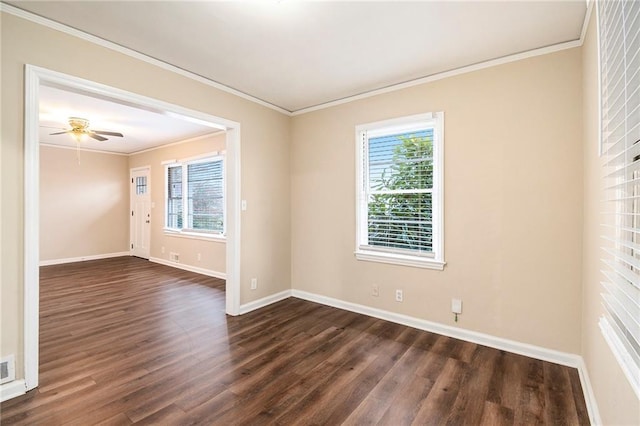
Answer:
[{"xmin": 24, "ymin": 65, "xmax": 242, "ymax": 392}]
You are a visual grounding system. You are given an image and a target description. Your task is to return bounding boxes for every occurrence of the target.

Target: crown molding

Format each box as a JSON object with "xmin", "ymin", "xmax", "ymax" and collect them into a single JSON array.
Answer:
[
  {"xmin": 580, "ymin": 0, "xmax": 594, "ymax": 44},
  {"xmin": 0, "ymin": 2, "xmax": 292, "ymax": 116},
  {"xmin": 2, "ymin": 1, "xmax": 590, "ymax": 117},
  {"xmin": 291, "ymin": 38, "xmax": 582, "ymax": 116}
]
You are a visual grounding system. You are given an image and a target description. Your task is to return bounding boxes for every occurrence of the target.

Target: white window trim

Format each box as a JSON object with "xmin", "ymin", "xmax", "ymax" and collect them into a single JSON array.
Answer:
[
  {"xmin": 164, "ymin": 153, "xmax": 226, "ymax": 237},
  {"xmin": 597, "ymin": 0, "xmax": 640, "ymax": 399},
  {"xmin": 354, "ymin": 112, "xmax": 445, "ymax": 270},
  {"xmin": 163, "ymin": 228, "xmax": 227, "ymax": 242}
]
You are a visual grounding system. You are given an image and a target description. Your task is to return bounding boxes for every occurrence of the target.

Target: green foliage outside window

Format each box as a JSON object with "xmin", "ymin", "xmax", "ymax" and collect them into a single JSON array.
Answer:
[{"xmin": 368, "ymin": 131, "xmax": 434, "ymax": 253}]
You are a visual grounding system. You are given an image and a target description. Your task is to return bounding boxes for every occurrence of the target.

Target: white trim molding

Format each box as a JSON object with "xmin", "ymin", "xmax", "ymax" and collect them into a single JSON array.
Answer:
[
  {"xmin": 0, "ymin": 3, "xmax": 289, "ymax": 116},
  {"xmin": 239, "ymin": 290, "xmax": 293, "ymax": 315},
  {"xmin": 24, "ymin": 65, "xmax": 40, "ymax": 392},
  {"xmin": 163, "ymin": 230, "xmax": 227, "ymax": 242},
  {"xmin": 149, "ymin": 257, "xmax": 226, "ymax": 280},
  {"xmin": 0, "ymin": 3, "xmax": 589, "ymax": 117},
  {"xmin": 576, "ymin": 357, "xmax": 603, "ymax": 426},
  {"xmin": 290, "ymin": 289, "xmax": 601, "ymax": 425},
  {"xmin": 292, "ymin": 40, "xmax": 582, "ymax": 116},
  {"xmin": 291, "ymin": 290, "xmax": 580, "ymax": 366},
  {"xmin": 23, "ymin": 65, "xmax": 242, "ymax": 395},
  {"xmin": 354, "ymin": 250, "xmax": 446, "ymax": 271},
  {"xmin": 39, "ymin": 252, "xmax": 130, "ymax": 267},
  {"xmin": 231, "ymin": 287, "xmax": 601, "ymax": 425},
  {"xmin": 0, "ymin": 380, "xmax": 26, "ymax": 403},
  {"xmin": 355, "ymin": 112, "xmax": 445, "ymax": 270}
]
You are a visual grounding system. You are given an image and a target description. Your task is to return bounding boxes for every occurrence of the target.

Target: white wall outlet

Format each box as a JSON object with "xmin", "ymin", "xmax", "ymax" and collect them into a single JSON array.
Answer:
[
  {"xmin": 169, "ymin": 252, "xmax": 180, "ymax": 262},
  {"xmin": 372, "ymin": 284, "xmax": 379, "ymax": 297},
  {"xmin": 197, "ymin": 253, "xmax": 202, "ymax": 261},
  {"xmin": 250, "ymin": 278, "xmax": 257, "ymax": 290},
  {"xmin": 241, "ymin": 200, "xmax": 247, "ymax": 211},
  {"xmin": 395, "ymin": 289, "xmax": 403, "ymax": 302},
  {"xmin": 451, "ymin": 298, "xmax": 463, "ymax": 314},
  {"xmin": 161, "ymin": 246, "xmax": 165, "ymax": 254}
]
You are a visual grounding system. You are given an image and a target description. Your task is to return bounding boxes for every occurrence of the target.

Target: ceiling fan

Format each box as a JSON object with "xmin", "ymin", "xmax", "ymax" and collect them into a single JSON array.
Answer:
[{"xmin": 49, "ymin": 117, "xmax": 124, "ymax": 142}]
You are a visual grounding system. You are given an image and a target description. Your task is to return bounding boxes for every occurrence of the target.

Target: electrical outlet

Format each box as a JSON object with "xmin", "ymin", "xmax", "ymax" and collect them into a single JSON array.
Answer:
[
  {"xmin": 161, "ymin": 246, "xmax": 165, "ymax": 254},
  {"xmin": 451, "ymin": 298, "xmax": 462, "ymax": 314},
  {"xmin": 197, "ymin": 253, "xmax": 202, "ymax": 261},
  {"xmin": 395, "ymin": 289, "xmax": 403, "ymax": 302},
  {"xmin": 372, "ymin": 284, "xmax": 379, "ymax": 297},
  {"xmin": 250, "ymin": 278, "xmax": 257, "ymax": 290}
]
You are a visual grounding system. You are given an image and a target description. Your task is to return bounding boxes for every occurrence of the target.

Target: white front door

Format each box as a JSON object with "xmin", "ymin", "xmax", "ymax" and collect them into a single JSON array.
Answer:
[{"xmin": 130, "ymin": 168, "xmax": 151, "ymax": 259}]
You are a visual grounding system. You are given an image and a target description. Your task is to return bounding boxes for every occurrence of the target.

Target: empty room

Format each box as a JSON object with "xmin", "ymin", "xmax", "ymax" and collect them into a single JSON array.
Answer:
[{"xmin": 1, "ymin": 1, "xmax": 638, "ymax": 425}]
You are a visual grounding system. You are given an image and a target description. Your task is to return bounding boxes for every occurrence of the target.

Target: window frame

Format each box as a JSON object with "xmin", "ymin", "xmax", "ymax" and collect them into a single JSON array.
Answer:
[
  {"xmin": 597, "ymin": 0, "xmax": 640, "ymax": 399},
  {"xmin": 164, "ymin": 153, "xmax": 226, "ymax": 240},
  {"xmin": 355, "ymin": 112, "xmax": 445, "ymax": 270}
]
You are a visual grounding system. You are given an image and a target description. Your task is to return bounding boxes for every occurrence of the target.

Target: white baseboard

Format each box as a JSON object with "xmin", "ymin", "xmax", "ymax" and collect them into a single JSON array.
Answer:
[
  {"xmin": 291, "ymin": 289, "xmax": 580, "ymax": 367},
  {"xmin": 39, "ymin": 251, "xmax": 130, "ymax": 266},
  {"xmin": 149, "ymin": 257, "xmax": 226, "ymax": 280},
  {"xmin": 1, "ymin": 379, "xmax": 26, "ymax": 402},
  {"xmin": 290, "ymin": 289, "xmax": 601, "ymax": 425},
  {"xmin": 239, "ymin": 290, "xmax": 292, "ymax": 315},
  {"xmin": 576, "ymin": 357, "xmax": 602, "ymax": 425}
]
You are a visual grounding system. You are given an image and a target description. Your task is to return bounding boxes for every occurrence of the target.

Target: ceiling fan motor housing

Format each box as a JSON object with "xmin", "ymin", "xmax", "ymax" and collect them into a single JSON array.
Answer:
[{"xmin": 68, "ymin": 117, "xmax": 90, "ymax": 131}]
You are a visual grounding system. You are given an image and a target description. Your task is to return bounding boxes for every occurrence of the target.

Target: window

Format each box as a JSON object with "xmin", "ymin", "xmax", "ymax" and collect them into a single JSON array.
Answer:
[
  {"xmin": 355, "ymin": 112, "xmax": 444, "ymax": 270},
  {"xmin": 165, "ymin": 155, "xmax": 225, "ymax": 237},
  {"xmin": 598, "ymin": 0, "xmax": 640, "ymax": 397},
  {"xmin": 135, "ymin": 176, "xmax": 147, "ymax": 195}
]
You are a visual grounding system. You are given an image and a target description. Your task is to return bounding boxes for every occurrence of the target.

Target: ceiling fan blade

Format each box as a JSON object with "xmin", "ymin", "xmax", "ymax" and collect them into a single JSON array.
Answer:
[
  {"xmin": 49, "ymin": 131, "xmax": 72, "ymax": 135},
  {"xmin": 88, "ymin": 133, "xmax": 108, "ymax": 142},
  {"xmin": 92, "ymin": 130, "xmax": 123, "ymax": 137}
]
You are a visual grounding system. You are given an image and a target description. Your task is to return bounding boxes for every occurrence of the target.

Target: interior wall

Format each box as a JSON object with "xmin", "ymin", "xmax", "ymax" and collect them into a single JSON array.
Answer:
[
  {"xmin": 1, "ymin": 11, "xmax": 291, "ymax": 381},
  {"xmin": 39, "ymin": 146, "xmax": 129, "ymax": 261},
  {"xmin": 128, "ymin": 134, "xmax": 227, "ymax": 274},
  {"xmin": 581, "ymin": 11, "xmax": 640, "ymax": 425},
  {"xmin": 7, "ymin": 10, "xmax": 640, "ymax": 422},
  {"xmin": 291, "ymin": 47, "xmax": 584, "ymax": 354}
]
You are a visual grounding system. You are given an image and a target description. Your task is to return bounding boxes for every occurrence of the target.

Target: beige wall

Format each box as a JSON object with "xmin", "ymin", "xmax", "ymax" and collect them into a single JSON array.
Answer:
[
  {"xmin": 40, "ymin": 146, "xmax": 129, "ymax": 261},
  {"xmin": 129, "ymin": 135, "xmax": 227, "ymax": 274},
  {"xmin": 1, "ymin": 12, "xmax": 291, "ymax": 380},
  {"xmin": 291, "ymin": 48, "xmax": 584, "ymax": 354},
  {"xmin": 4, "ymin": 8, "xmax": 640, "ymax": 422},
  {"xmin": 581, "ymin": 12, "xmax": 640, "ymax": 426},
  {"xmin": 39, "ymin": 134, "xmax": 227, "ymax": 273}
]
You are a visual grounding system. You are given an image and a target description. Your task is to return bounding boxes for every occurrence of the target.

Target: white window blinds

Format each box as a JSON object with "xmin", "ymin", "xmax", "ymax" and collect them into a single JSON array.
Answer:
[
  {"xmin": 167, "ymin": 165, "xmax": 183, "ymax": 229},
  {"xmin": 187, "ymin": 160, "xmax": 224, "ymax": 232},
  {"xmin": 365, "ymin": 127, "xmax": 435, "ymax": 254},
  {"xmin": 165, "ymin": 156, "xmax": 225, "ymax": 235},
  {"xmin": 355, "ymin": 112, "xmax": 444, "ymax": 270},
  {"xmin": 598, "ymin": 0, "xmax": 640, "ymax": 398}
]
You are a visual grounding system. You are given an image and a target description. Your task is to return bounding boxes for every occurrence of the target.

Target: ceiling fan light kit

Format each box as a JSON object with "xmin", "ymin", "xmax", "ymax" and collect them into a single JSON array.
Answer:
[{"xmin": 49, "ymin": 116, "xmax": 124, "ymax": 142}]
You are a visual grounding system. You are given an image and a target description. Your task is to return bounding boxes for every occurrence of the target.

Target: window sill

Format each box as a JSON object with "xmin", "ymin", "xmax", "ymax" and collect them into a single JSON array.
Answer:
[
  {"xmin": 163, "ymin": 229, "xmax": 226, "ymax": 243},
  {"xmin": 355, "ymin": 250, "xmax": 445, "ymax": 270}
]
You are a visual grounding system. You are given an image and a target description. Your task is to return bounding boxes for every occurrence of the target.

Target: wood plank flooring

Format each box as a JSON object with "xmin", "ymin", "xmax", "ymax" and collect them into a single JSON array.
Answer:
[{"xmin": 0, "ymin": 256, "xmax": 589, "ymax": 425}]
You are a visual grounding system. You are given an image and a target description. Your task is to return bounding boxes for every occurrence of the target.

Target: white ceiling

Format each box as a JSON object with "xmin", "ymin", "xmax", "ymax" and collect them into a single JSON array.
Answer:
[
  {"xmin": 8, "ymin": 1, "xmax": 587, "ymax": 113},
  {"xmin": 39, "ymin": 85, "xmax": 220, "ymax": 154}
]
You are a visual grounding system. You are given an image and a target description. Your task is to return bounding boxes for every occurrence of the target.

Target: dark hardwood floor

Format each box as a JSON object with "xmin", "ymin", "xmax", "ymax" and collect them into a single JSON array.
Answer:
[{"xmin": 1, "ymin": 256, "xmax": 589, "ymax": 425}]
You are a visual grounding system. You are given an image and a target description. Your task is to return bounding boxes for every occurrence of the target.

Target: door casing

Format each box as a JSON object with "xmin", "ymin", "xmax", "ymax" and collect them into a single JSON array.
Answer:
[
  {"xmin": 23, "ymin": 65, "xmax": 242, "ymax": 393},
  {"xmin": 130, "ymin": 166, "xmax": 151, "ymax": 259}
]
